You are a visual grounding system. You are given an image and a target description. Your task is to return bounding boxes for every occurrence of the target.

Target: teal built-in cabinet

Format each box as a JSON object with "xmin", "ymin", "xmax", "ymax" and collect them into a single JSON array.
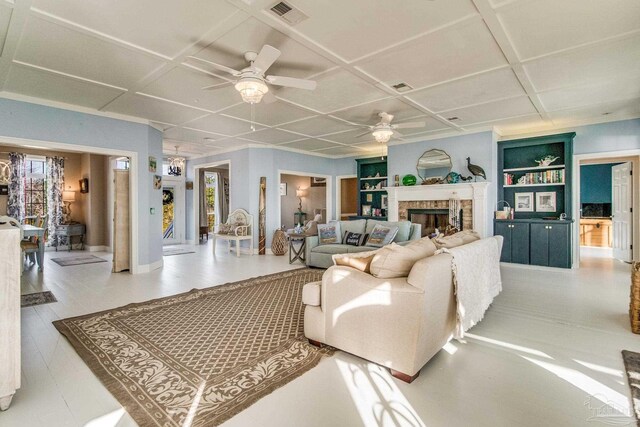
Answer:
[
  {"xmin": 350, "ymin": 157, "xmax": 388, "ymax": 220},
  {"xmin": 494, "ymin": 132, "xmax": 575, "ymax": 268}
]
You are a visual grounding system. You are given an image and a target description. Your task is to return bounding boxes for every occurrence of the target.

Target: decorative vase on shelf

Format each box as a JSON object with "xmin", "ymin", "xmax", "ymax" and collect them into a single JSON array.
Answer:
[
  {"xmin": 535, "ymin": 155, "xmax": 560, "ymax": 167},
  {"xmin": 271, "ymin": 230, "xmax": 287, "ymax": 256},
  {"xmin": 402, "ymin": 174, "xmax": 417, "ymax": 186}
]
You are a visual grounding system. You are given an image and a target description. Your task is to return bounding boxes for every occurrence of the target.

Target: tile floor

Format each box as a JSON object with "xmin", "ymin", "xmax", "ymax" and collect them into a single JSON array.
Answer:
[{"xmin": 3, "ymin": 241, "xmax": 639, "ymax": 427}]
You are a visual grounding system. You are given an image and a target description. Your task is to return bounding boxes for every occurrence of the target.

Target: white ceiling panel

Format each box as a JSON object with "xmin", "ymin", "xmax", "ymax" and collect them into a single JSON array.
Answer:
[
  {"xmin": 498, "ymin": 0, "xmax": 640, "ymax": 60},
  {"xmin": 488, "ymin": 115, "xmax": 553, "ymax": 135},
  {"xmin": 280, "ymin": 139, "xmax": 342, "ymax": 151},
  {"xmin": 163, "ymin": 127, "xmax": 228, "ymax": 144},
  {"xmin": 186, "ymin": 113, "xmax": 264, "ymax": 135},
  {"xmin": 4, "ymin": 64, "xmax": 124, "ymax": 109},
  {"xmin": 163, "ymin": 140, "xmax": 210, "ymax": 157},
  {"xmin": 287, "ymin": 0, "xmax": 478, "ymax": 61},
  {"xmin": 441, "ymin": 96, "xmax": 537, "ymax": 125},
  {"xmin": 141, "ymin": 67, "xmax": 239, "ymax": 112},
  {"xmin": 393, "ymin": 117, "xmax": 454, "ymax": 135},
  {"xmin": 237, "ymin": 128, "xmax": 303, "ymax": 144},
  {"xmin": 0, "ymin": 3, "xmax": 12, "ymax": 56},
  {"xmin": 191, "ymin": 17, "xmax": 334, "ymax": 79},
  {"xmin": 549, "ymin": 98, "xmax": 640, "ymax": 123},
  {"xmin": 278, "ymin": 115, "xmax": 356, "ymax": 136},
  {"xmin": 524, "ymin": 35, "xmax": 640, "ymax": 92},
  {"xmin": 105, "ymin": 94, "xmax": 206, "ymax": 124},
  {"xmin": 313, "ymin": 146, "xmax": 365, "ymax": 156},
  {"xmin": 15, "ymin": 16, "xmax": 165, "ymax": 89},
  {"xmin": 320, "ymin": 129, "xmax": 376, "ymax": 145},
  {"xmin": 31, "ymin": 0, "xmax": 239, "ymax": 58},
  {"xmin": 278, "ymin": 69, "xmax": 388, "ymax": 114},
  {"xmin": 220, "ymin": 100, "xmax": 315, "ymax": 126},
  {"xmin": 539, "ymin": 78, "xmax": 640, "ymax": 112},
  {"xmin": 357, "ymin": 19, "xmax": 508, "ymax": 90},
  {"xmin": 151, "ymin": 122, "xmax": 175, "ymax": 131},
  {"xmin": 407, "ymin": 68, "xmax": 525, "ymax": 112},
  {"xmin": 330, "ymin": 98, "xmax": 425, "ymax": 125}
]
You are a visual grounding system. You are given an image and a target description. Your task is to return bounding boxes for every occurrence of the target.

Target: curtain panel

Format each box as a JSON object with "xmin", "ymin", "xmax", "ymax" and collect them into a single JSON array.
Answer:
[
  {"xmin": 7, "ymin": 152, "xmax": 26, "ymax": 222},
  {"xmin": 46, "ymin": 156, "xmax": 65, "ymax": 245}
]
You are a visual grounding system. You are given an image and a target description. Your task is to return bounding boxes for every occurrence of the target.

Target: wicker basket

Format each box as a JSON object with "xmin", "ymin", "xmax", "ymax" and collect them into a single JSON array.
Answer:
[
  {"xmin": 630, "ymin": 262, "xmax": 640, "ymax": 334},
  {"xmin": 271, "ymin": 230, "xmax": 287, "ymax": 256}
]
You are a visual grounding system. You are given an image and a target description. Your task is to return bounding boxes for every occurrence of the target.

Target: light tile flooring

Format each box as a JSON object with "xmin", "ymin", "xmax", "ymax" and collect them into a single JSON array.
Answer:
[{"xmin": 3, "ymin": 242, "xmax": 639, "ymax": 427}]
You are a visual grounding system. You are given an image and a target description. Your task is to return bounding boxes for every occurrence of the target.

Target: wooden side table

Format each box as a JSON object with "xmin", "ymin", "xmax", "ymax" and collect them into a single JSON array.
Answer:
[
  {"xmin": 288, "ymin": 233, "xmax": 307, "ymax": 264},
  {"xmin": 55, "ymin": 223, "xmax": 86, "ymax": 251}
]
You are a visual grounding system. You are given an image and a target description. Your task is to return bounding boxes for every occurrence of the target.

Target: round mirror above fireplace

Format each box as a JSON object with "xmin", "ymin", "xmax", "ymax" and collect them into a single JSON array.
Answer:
[{"xmin": 416, "ymin": 149, "xmax": 452, "ymax": 184}]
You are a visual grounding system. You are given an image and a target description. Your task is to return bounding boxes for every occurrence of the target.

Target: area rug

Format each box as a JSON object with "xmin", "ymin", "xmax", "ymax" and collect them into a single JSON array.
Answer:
[
  {"xmin": 622, "ymin": 350, "xmax": 640, "ymax": 426},
  {"xmin": 51, "ymin": 254, "xmax": 108, "ymax": 266},
  {"xmin": 53, "ymin": 268, "xmax": 331, "ymax": 427},
  {"xmin": 21, "ymin": 291, "xmax": 57, "ymax": 307},
  {"xmin": 163, "ymin": 247, "xmax": 196, "ymax": 256}
]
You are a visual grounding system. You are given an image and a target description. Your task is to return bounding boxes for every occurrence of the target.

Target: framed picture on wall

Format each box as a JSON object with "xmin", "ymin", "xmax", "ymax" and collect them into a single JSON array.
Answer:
[
  {"xmin": 362, "ymin": 204, "xmax": 372, "ymax": 216},
  {"xmin": 536, "ymin": 192, "xmax": 556, "ymax": 212},
  {"xmin": 381, "ymin": 194, "xmax": 388, "ymax": 209},
  {"xmin": 514, "ymin": 192, "xmax": 534, "ymax": 212},
  {"xmin": 153, "ymin": 175, "xmax": 162, "ymax": 190},
  {"xmin": 366, "ymin": 193, "xmax": 373, "ymax": 202},
  {"xmin": 279, "ymin": 182, "xmax": 287, "ymax": 196},
  {"xmin": 79, "ymin": 178, "xmax": 89, "ymax": 193},
  {"xmin": 310, "ymin": 177, "xmax": 326, "ymax": 187},
  {"xmin": 148, "ymin": 156, "xmax": 157, "ymax": 173}
]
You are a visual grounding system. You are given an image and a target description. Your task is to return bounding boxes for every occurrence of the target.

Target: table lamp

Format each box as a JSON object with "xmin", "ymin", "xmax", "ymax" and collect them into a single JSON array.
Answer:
[{"xmin": 63, "ymin": 190, "xmax": 76, "ymax": 222}]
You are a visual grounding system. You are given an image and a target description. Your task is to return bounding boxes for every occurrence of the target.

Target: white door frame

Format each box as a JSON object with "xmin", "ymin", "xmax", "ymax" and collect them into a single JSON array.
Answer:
[
  {"xmin": 335, "ymin": 174, "xmax": 357, "ymax": 220},
  {"xmin": 0, "ymin": 136, "xmax": 141, "ymax": 273},
  {"xmin": 162, "ymin": 175, "xmax": 185, "ymax": 245},
  {"xmin": 191, "ymin": 160, "xmax": 231, "ymax": 245},
  {"xmin": 277, "ymin": 169, "xmax": 333, "ymax": 227},
  {"xmin": 572, "ymin": 149, "xmax": 640, "ymax": 267}
]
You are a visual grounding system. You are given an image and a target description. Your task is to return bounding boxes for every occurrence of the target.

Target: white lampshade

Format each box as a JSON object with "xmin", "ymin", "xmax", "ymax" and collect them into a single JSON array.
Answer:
[
  {"xmin": 235, "ymin": 78, "xmax": 269, "ymax": 104},
  {"xmin": 62, "ymin": 191, "xmax": 76, "ymax": 202},
  {"xmin": 372, "ymin": 128, "xmax": 393, "ymax": 143},
  {"xmin": 296, "ymin": 188, "xmax": 306, "ymax": 198}
]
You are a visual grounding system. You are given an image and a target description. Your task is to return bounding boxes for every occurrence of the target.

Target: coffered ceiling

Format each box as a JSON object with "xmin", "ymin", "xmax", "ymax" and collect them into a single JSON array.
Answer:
[{"xmin": 0, "ymin": 0, "xmax": 638, "ymax": 158}]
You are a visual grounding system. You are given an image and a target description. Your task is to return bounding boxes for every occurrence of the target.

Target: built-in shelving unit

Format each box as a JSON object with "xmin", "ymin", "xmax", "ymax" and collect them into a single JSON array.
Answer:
[
  {"xmin": 351, "ymin": 157, "xmax": 388, "ymax": 220},
  {"xmin": 503, "ymin": 165, "xmax": 565, "ymax": 172},
  {"xmin": 504, "ymin": 183, "xmax": 566, "ymax": 188}
]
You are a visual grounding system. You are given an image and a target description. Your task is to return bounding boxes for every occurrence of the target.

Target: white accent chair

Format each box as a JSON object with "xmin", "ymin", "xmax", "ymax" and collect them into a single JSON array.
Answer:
[{"xmin": 212, "ymin": 208, "xmax": 253, "ymax": 257}]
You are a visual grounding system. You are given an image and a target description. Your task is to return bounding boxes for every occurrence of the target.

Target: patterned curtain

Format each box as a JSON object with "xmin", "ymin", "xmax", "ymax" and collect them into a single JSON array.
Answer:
[
  {"xmin": 7, "ymin": 152, "xmax": 26, "ymax": 222},
  {"xmin": 47, "ymin": 156, "xmax": 65, "ymax": 245}
]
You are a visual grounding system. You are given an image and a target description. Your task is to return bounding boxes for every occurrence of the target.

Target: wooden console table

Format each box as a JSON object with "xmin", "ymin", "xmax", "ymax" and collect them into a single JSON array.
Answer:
[{"xmin": 55, "ymin": 223, "xmax": 86, "ymax": 251}]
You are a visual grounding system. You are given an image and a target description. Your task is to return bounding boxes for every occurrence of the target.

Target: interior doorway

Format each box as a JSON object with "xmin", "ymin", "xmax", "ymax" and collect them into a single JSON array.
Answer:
[
  {"xmin": 278, "ymin": 171, "xmax": 331, "ymax": 230},
  {"xmin": 162, "ymin": 176, "xmax": 185, "ymax": 245},
  {"xmin": 336, "ymin": 175, "xmax": 358, "ymax": 220},
  {"xmin": 192, "ymin": 161, "xmax": 231, "ymax": 245},
  {"xmin": 575, "ymin": 152, "xmax": 639, "ymax": 264}
]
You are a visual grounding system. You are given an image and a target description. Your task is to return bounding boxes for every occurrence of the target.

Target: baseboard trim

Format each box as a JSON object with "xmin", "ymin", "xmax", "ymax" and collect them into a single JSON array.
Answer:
[
  {"xmin": 85, "ymin": 245, "xmax": 108, "ymax": 252},
  {"xmin": 135, "ymin": 259, "xmax": 164, "ymax": 274}
]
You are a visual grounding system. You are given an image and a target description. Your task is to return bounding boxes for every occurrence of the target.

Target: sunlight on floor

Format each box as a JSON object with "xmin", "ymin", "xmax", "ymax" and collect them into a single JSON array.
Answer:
[
  {"xmin": 465, "ymin": 333, "xmax": 553, "ymax": 359},
  {"xmin": 443, "ymin": 341, "xmax": 458, "ymax": 355},
  {"xmin": 335, "ymin": 359, "xmax": 426, "ymax": 427},
  {"xmin": 182, "ymin": 381, "xmax": 207, "ymax": 427},
  {"xmin": 573, "ymin": 359, "xmax": 623, "ymax": 378},
  {"xmin": 84, "ymin": 408, "xmax": 125, "ymax": 427}
]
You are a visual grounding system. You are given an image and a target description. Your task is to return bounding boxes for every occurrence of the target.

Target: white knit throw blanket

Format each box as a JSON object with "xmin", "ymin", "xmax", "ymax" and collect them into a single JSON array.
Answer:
[{"xmin": 437, "ymin": 237, "xmax": 503, "ymax": 339}]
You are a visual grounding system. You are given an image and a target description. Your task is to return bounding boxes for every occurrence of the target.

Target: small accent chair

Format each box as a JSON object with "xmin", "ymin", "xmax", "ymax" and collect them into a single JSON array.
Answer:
[
  {"xmin": 212, "ymin": 208, "xmax": 253, "ymax": 257},
  {"xmin": 22, "ymin": 214, "xmax": 47, "ymax": 266}
]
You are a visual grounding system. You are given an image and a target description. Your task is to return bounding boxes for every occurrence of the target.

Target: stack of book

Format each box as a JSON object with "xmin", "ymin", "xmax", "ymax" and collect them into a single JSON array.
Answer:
[{"xmin": 504, "ymin": 169, "xmax": 565, "ymax": 185}]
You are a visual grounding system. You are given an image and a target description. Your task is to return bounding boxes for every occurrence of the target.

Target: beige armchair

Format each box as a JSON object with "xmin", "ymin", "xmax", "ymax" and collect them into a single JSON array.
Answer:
[{"xmin": 303, "ymin": 252, "xmax": 456, "ymax": 383}]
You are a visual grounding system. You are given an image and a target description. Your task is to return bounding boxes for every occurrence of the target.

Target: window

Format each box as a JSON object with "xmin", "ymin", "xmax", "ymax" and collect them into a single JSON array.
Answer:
[
  {"xmin": 205, "ymin": 172, "xmax": 216, "ymax": 231},
  {"xmin": 25, "ymin": 156, "xmax": 47, "ymax": 217},
  {"xmin": 115, "ymin": 157, "xmax": 130, "ymax": 170}
]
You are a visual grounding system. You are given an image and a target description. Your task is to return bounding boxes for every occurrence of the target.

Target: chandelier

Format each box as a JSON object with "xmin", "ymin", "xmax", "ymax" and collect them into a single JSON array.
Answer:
[
  {"xmin": 168, "ymin": 146, "xmax": 185, "ymax": 176},
  {"xmin": 234, "ymin": 78, "xmax": 269, "ymax": 104},
  {"xmin": 372, "ymin": 128, "xmax": 393, "ymax": 143}
]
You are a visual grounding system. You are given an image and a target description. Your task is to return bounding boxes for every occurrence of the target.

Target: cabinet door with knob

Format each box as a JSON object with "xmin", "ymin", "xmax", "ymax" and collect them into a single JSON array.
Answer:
[
  {"xmin": 494, "ymin": 221, "xmax": 530, "ymax": 264},
  {"xmin": 530, "ymin": 222, "xmax": 571, "ymax": 268}
]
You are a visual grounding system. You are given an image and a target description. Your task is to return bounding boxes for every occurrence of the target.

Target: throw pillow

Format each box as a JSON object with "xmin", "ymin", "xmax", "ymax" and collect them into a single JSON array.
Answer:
[
  {"xmin": 433, "ymin": 230, "xmax": 480, "ymax": 249},
  {"xmin": 342, "ymin": 231, "xmax": 368, "ymax": 246},
  {"xmin": 366, "ymin": 224, "xmax": 399, "ymax": 248},
  {"xmin": 332, "ymin": 249, "xmax": 380, "ymax": 273},
  {"xmin": 317, "ymin": 221, "xmax": 341, "ymax": 245},
  {"xmin": 369, "ymin": 237, "xmax": 438, "ymax": 279}
]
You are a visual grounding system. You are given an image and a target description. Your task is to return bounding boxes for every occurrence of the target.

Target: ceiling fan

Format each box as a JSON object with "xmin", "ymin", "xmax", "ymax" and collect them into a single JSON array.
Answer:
[
  {"xmin": 187, "ymin": 44, "xmax": 317, "ymax": 104},
  {"xmin": 354, "ymin": 112, "xmax": 426, "ymax": 143}
]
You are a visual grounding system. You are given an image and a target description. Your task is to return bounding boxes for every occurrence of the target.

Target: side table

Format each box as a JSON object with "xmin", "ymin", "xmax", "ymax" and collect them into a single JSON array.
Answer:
[
  {"xmin": 287, "ymin": 233, "xmax": 307, "ymax": 264},
  {"xmin": 55, "ymin": 223, "xmax": 86, "ymax": 251}
]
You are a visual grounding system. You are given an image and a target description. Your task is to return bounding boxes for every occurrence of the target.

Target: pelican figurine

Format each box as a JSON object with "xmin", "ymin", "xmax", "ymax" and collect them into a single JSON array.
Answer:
[{"xmin": 466, "ymin": 157, "xmax": 486, "ymax": 181}]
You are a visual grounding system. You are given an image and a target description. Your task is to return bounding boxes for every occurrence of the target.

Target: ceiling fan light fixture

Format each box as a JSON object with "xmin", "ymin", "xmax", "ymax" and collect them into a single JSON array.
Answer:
[
  {"xmin": 372, "ymin": 128, "xmax": 393, "ymax": 143},
  {"xmin": 235, "ymin": 77, "xmax": 269, "ymax": 104}
]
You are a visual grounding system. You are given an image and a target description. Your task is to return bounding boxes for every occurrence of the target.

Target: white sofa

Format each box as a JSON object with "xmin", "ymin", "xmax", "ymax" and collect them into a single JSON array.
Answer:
[{"xmin": 302, "ymin": 236, "xmax": 502, "ymax": 383}]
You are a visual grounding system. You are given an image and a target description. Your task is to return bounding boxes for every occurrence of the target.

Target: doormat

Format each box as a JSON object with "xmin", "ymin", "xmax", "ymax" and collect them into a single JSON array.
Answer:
[
  {"xmin": 163, "ymin": 247, "xmax": 196, "ymax": 256},
  {"xmin": 51, "ymin": 255, "xmax": 108, "ymax": 266},
  {"xmin": 21, "ymin": 291, "xmax": 57, "ymax": 307}
]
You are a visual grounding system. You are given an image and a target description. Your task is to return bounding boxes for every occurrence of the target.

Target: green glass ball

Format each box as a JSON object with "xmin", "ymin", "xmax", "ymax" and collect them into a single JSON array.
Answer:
[{"xmin": 402, "ymin": 174, "xmax": 417, "ymax": 186}]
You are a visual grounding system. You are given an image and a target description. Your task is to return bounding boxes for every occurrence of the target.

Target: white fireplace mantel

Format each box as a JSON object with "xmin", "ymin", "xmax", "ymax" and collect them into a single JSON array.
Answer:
[{"xmin": 385, "ymin": 182, "xmax": 491, "ymax": 237}]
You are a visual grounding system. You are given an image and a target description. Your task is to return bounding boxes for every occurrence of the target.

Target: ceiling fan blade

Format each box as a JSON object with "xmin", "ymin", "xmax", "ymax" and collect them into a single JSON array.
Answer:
[
  {"xmin": 392, "ymin": 129, "xmax": 404, "ymax": 138},
  {"xmin": 186, "ymin": 56, "xmax": 241, "ymax": 76},
  {"xmin": 266, "ymin": 75, "xmax": 317, "ymax": 90},
  {"xmin": 263, "ymin": 90, "xmax": 277, "ymax": 104},
  {"xmin": 355, "ymin": 130, "xmax": 372, "ymax": 138},
  {"xmin": 394, "ymin": 121, "xmax": 426, "ymax": 129},
  {"xmin": 253, "ymin": 45, "xmax": 281, "ymax": 73}
]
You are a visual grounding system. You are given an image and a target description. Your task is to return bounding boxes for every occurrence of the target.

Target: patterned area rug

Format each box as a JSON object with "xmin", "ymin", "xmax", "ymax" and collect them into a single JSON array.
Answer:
[
  {"xmin": 21, "ymin": 291, "xmax": 57, "ymax": 307},
  {"xmin": 622, "ymin": 350, "xmax": 640, "ymax": 426},
  {"xmin": 51, "ymin": 254, "xmax": 108, "ymax": 266},
  {"xmin": 163, "ymin": 247, "xmax": 196, "ymax": 256},
  {"xmin": 53, "ymin": 268, "xmax": 331, "ymax": 426}
]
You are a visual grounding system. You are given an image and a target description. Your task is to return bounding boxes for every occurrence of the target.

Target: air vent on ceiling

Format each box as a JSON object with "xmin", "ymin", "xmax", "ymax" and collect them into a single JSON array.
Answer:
[
  {"xmin": 447, "ymin": 116, "xmax": 460, "ymax": 121},
  {"xmin": 269, "ymin": 1, "xmax": 309, "ymax": 25},
  {"xmin": 391, "ymin": 82, "xmax": 413, "ymax": 93}
]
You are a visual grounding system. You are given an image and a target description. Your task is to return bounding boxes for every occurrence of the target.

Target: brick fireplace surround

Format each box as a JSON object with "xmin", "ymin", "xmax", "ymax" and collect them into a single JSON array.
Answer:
[{"xmin": 385, "ymin": 182, "xmax": 491, "ymax": 237}]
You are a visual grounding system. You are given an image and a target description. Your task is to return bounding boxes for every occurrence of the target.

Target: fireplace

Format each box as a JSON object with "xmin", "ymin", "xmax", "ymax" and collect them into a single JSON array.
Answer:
[{"xmin": 408, "ymin": 208, "xmax": 463, "ymax": 237}]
